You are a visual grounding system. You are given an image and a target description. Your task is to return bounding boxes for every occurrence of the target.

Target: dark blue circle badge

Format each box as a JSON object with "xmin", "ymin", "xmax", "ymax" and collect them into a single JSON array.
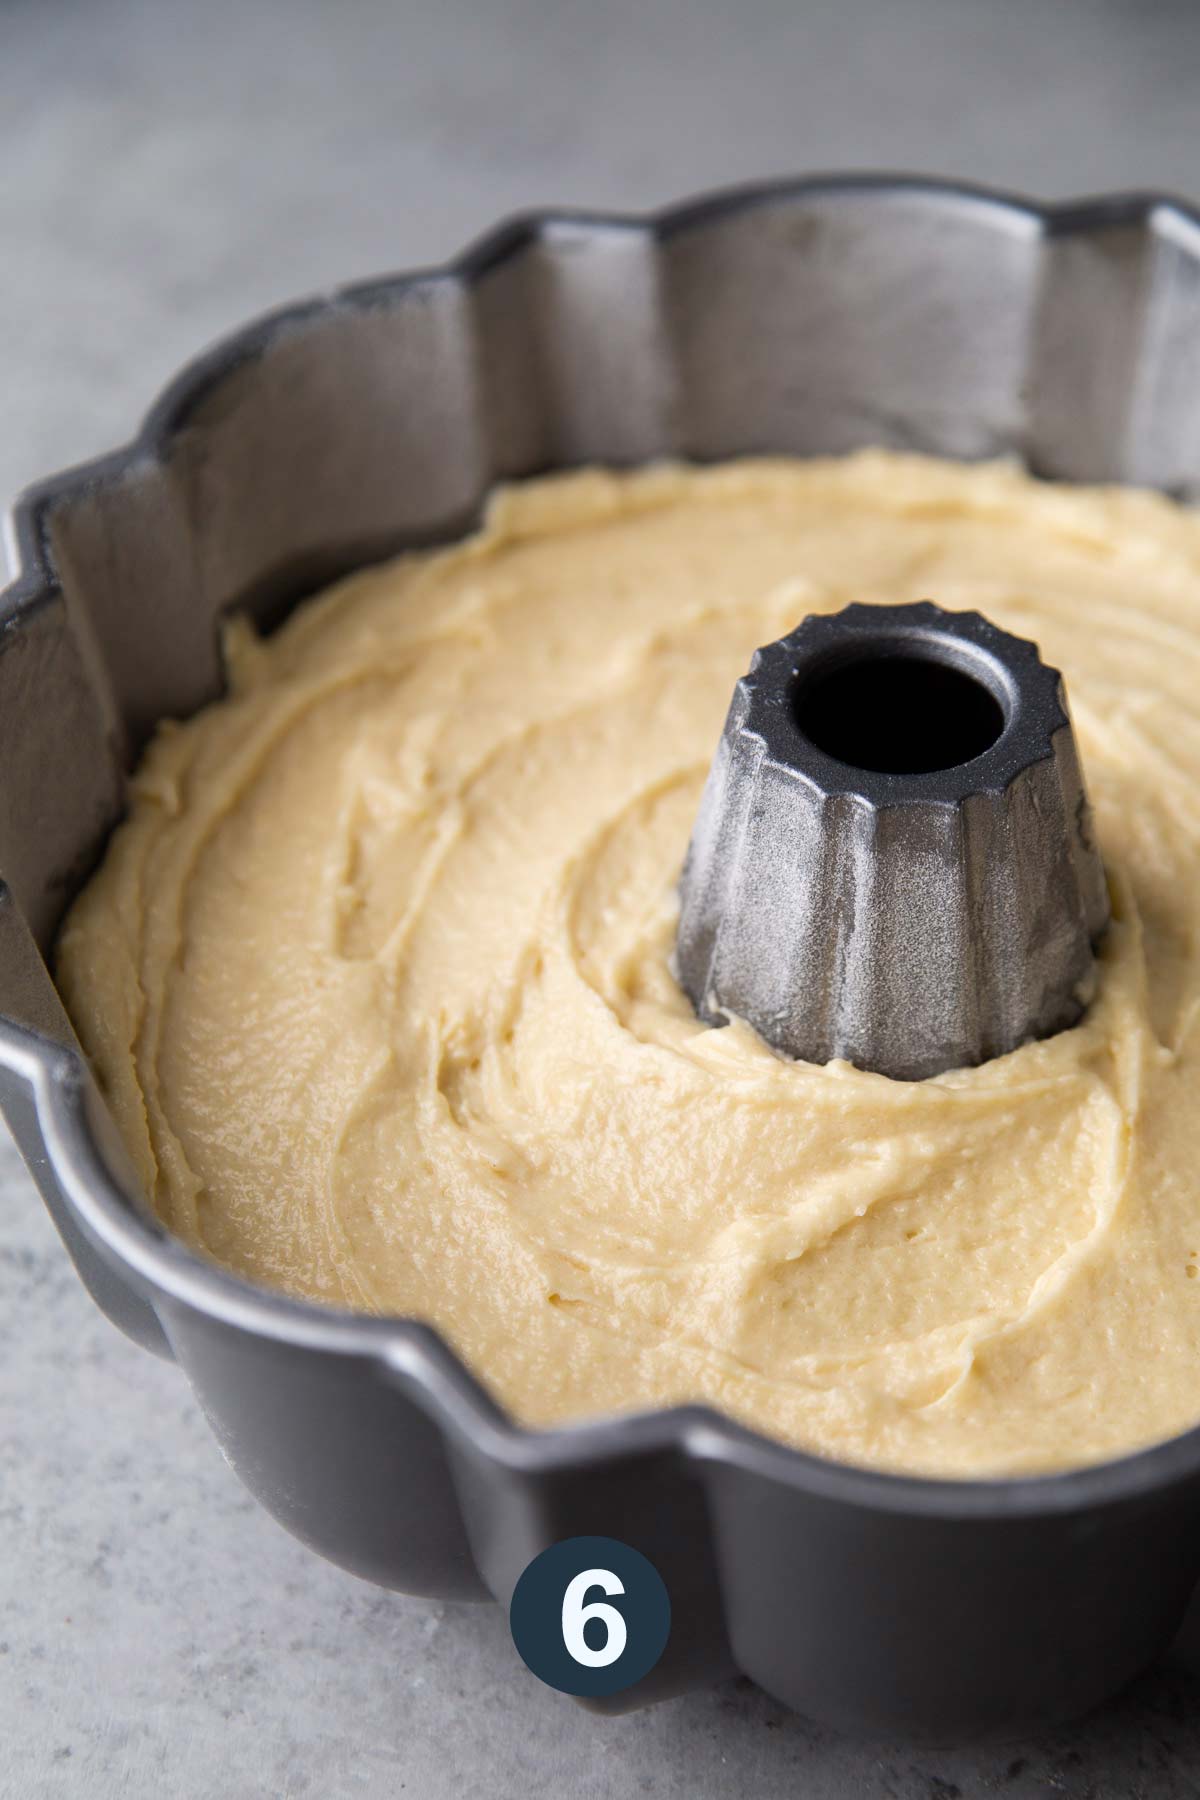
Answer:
[{"xmin": 509, "ymin": 1536, "xmax": 671, "ymax": 1697}]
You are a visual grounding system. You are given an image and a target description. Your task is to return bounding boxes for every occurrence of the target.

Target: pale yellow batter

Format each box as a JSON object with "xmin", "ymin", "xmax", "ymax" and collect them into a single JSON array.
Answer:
[{"xmin": 56, "ymin": 453, "xmax": 1200, "ymax": 1477}]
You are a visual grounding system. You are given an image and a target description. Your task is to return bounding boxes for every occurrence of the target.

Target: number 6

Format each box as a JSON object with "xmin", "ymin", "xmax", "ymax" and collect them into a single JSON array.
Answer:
[{"xmin": 561, "ymin": 1567, "xmax": 628, "ymax": 1668}]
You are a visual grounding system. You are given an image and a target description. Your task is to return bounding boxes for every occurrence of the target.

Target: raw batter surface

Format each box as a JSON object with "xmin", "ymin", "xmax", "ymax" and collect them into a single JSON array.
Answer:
[{"xmin": 57, "ymin": 453, "xmax": 1200, "ymax": 1476}]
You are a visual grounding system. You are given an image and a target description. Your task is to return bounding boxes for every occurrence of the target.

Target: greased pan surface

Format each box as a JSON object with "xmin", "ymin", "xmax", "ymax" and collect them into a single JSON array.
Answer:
[{"xmin": 4, "ymin": 176, "xmax": 1200, "ymax": 1737}]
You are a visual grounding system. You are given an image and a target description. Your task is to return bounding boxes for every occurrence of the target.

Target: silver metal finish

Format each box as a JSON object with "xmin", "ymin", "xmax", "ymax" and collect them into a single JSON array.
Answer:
[
  {"xmin": 2, "ymin": 178, "xmax": 1200, "ymax": 1737},
  {"xmin": 676, "ymin": 601, "xmax": 1109, "ymax": 1079}
]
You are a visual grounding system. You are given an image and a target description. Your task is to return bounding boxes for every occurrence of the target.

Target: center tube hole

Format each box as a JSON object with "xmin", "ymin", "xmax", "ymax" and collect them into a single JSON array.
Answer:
[{"xmin": 792, "ymin": 647, "xmax": 1007, "ymax": 776}]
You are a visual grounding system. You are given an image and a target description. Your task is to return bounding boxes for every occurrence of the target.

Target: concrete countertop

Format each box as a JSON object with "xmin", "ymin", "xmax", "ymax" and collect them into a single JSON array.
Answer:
[{"xmin": 5, "ymin": 2, "xmax": 1200, "ymax": 1793}]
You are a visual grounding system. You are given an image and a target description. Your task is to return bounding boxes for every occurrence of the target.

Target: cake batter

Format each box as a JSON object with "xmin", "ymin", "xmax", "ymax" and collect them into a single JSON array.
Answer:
[{"xmin": 56, "ymin": 453, "xmax": 1200, "ymax": 1476}]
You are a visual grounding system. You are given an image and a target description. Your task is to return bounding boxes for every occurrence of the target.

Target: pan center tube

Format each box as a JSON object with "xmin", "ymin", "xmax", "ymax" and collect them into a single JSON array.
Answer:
[{"xmin": 674, "ymin": 601, "xmax": 1109, "ymax": 1081}]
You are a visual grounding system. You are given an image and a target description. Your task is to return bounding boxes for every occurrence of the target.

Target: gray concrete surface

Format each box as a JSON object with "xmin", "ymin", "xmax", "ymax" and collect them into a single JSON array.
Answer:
[{"xmin": 5, "ymin": 1, "xmax": 1200, "ymax": 1794}]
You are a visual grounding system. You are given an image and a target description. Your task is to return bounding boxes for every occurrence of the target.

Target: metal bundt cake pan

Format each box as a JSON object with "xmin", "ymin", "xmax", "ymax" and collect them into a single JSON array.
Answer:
[{"xmin": 4, "ymin": 176, "xmax": 1200, "ymax": 1739}]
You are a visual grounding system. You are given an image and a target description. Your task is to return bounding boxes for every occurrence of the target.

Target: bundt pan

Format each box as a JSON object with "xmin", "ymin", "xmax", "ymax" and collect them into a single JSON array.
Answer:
[{"xmin": 4, "ymin": 175, "xmax": 1200, "ymax": 1741}]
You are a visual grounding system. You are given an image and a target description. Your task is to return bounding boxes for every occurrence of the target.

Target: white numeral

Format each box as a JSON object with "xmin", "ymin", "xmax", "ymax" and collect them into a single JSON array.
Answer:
[{"xmin": 561, "ymin": 1567, "xmax": 627, "ymax": 1668}]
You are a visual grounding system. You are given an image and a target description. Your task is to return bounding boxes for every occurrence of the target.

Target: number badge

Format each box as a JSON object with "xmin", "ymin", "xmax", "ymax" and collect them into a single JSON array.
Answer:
[{"xmin": 508, "ymin": 1536, "xmax": 671, "ymax": 1697}]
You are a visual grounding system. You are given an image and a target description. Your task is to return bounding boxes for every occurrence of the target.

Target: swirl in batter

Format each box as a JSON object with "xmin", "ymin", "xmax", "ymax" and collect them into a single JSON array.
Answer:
[{"xmin": 57, "ymin": 453, "xmax": 1200, "ymax": 1476}]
